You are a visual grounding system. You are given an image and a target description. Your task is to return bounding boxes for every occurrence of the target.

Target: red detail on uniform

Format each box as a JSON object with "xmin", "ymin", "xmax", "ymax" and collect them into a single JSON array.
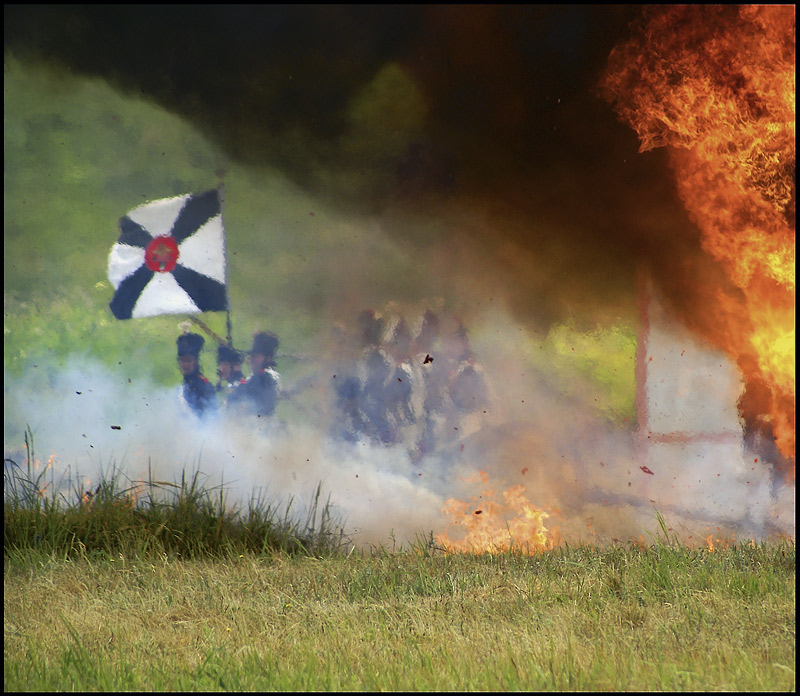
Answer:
[{"xmin": 144, "ymin": 235, "xmax": 179, "ymax": 272}]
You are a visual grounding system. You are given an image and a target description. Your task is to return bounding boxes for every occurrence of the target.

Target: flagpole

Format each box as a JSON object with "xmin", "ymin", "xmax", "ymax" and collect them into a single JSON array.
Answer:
[
  {"xmin": 186, "ymin": 315, "xmax": 226, "ymax": 345},
  {"xmin": 217, "ymin": 177, "xmax": 234, "ymax": 347}
]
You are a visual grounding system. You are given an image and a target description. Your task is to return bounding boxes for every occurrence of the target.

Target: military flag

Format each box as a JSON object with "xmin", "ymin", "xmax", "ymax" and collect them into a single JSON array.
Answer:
[{"xmin": 108, "ymin": 189, "xmax": 229, "ymax": 319}]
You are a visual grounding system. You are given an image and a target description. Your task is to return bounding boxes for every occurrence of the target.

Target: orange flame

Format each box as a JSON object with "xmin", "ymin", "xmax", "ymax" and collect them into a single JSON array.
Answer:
[
  {"xmin": 80, "ymin": 478, "xmax": 94, "ymax": 507},
  {"xmin": 705, "ymin": 528, "xmax": 738, "ymax": 553},
  {"xmin": 600, "ymin": 5, "xmax": 795, "ymax": 469},
  {"xmin": 436, "ymin": 471, "xmax": 554, "ymax": 554}
]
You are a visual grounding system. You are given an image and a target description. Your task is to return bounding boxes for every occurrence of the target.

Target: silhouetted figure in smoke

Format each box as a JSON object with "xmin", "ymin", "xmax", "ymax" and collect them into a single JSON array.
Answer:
[
  {"xmin": 355, "ymin": 309, "xmax": 396, "ymax": 444},
  {"xmin": 410, "ymin": 314, "xmax": 492, "ymax": 461},
  {"xmin": 384, "ymin": 317, "xmax": 417, "ymax": 441},
  {"xmin": 176, "ymin": 332, "xmax": 217, "ymax": 418},
  {"xmin": 328, "ymin": 323, "xmax": 366, "ymax": 442},
  {"xmin": 444, "ymin": 323, "xmax": 490, "ymax": 443},
  {"xmin": 332, "ymin": 374, "xmax": 370, "ymax": 443},
  {"xmin": 360, "ymin": 345, "xmax": 395, "ymax": 443},
  {"xmin": 329, "ymin": 309, "xmax": 400, "ymax": 445},
  {"xmin": 229, "ymin": 332, "xmax": 281, "ymax": 419},
  {"xmin": 412, "ymin": 309, "xmax": 451, "ymax": 460},
  {"xmin": 357, "ymin": 308, "xmax": 384, "ymax": 349},
  {"xmin": 216, "ymin": 344, "xmax": 246, "ymax": 406}
]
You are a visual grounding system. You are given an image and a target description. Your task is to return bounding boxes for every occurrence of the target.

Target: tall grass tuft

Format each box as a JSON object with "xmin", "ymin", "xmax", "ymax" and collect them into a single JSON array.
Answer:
[{"xmin": 4, "ymin": 428, "xmax": 347, "ymax": 560}]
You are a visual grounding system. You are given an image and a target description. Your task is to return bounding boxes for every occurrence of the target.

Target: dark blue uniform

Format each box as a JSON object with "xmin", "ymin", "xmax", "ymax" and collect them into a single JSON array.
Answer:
[
  {"xmin": 230, "ymin": 366, "xmax": 280, "ymax": 418},
  {"xmin": 217, "ymin": 369, "xmax": 246, "ymax": 402},
  {"xmin": 182, "ymin": 371, "xmax": 217, "ymax": 417}
]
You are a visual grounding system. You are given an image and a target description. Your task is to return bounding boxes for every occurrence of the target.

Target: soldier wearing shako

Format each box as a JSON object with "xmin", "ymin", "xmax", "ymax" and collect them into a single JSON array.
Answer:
[
  {"xmin": 229, "ymin": 331, "xmax": 281, "ymax": 418},
  {"xmin": 216, "ymin": 344, "xmax": 246, "ymax": 400},
  {"xmin": 176, "ymin": 332, "xmax": 217, "ymax": 417}
]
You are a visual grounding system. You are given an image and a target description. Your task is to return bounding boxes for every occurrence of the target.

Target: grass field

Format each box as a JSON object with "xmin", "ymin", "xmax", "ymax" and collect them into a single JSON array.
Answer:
[{"xmin": 4, "ymin": 456, "xmax": 796, "ymax": 692}]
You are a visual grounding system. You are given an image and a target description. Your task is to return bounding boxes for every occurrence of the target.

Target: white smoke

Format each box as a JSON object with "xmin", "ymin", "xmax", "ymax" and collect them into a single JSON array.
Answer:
[
  {"xmin": 3, "ymin": 356, "xmax": 454, "ymax": 550},
  {"xmin": 4, "ymin": 305, "xmax": 794, "ymax": 551}
]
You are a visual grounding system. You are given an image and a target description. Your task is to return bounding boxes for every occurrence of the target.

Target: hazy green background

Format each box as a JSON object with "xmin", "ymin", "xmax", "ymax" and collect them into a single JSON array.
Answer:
[
  {"xmin": 4, "ymin": 55, "xmax": 636, "ymax": 421},
  {"xmin": 4, "ymin": 58, "xmax": 416, "ymax": 381}
]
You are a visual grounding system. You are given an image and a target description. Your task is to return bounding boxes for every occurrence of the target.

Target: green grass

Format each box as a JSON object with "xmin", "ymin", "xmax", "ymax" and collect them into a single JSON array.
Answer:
[
  {"xmin": 5, "ymin": 541, "xmax": 795, "ymax": 691},
  {"xmin": 4, "ymin": 427, "xmax": 345, "ymax": 560},
  {"xmin": 4, "ymin": 436, "xmax": 796, "ymax": 692}
]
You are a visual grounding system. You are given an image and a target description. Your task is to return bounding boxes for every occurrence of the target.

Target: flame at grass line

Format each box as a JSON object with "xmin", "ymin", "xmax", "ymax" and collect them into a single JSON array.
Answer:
[
  {"xmin": 600, "ymin": 5, "xmax": 796, "ymax": 467},
  {"xmin": 435, "ymin": 471, "xmax": 557, "ymax": 554}
]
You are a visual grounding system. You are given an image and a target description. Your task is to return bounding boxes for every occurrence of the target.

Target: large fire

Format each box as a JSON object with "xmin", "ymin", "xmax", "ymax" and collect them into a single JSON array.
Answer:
[
  {"xmin": 436, "ymin": 7, "xmax": 794, "ymax": 554},
  {"xmin": 435, "ymin": 471, "xmax": 556, "ymax": 554},
  {"xmin": 599, "ymin": 5, "xmax": 795, "ymax": 469}
]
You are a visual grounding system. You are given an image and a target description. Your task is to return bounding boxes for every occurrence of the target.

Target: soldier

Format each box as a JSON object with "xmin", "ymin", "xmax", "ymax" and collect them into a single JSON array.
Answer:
[
  {"xmin": 355, "ymin": 310, "xmax": 395, "ymax": 444},
  {"xmin": 216, "ymin": 344, "xmax": 246, "ymax": 404},
  {"xmin": 443, "ymin": 323, "xmax": 490, "ymax": 444},
  {"xmin": 217, "ymin": 344, "xmax": 246, "ymax": 385},
  {"xmin": 331, "ymin": 374, "xmax": 369, "ymax": 443},
  {"xmin": 230, "ymin": 331, "xmax": 281, "ymax": 418},
  {"xmin": 328, "ymin": 322, "xmax": 368, "ymax": 443},
  {"xmin": 360, "ymin": 345, "xmax": 394, "ymax": 443},
  {"xmin": 411, "ymin": 309, "xmax": 450, "ymax": 460},
  {"xmin": 384, "ymin": 316, "xmax": 417, "ymax": 444},
  {"xmin": 176, "ymin": 332, "xmax": 217, "ymax": 418}
]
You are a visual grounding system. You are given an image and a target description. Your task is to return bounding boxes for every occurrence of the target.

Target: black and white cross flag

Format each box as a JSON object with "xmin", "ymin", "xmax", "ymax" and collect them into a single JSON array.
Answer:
[{"xmin": 108, "ymin": 189, "xmax": 229, "ymax": 320}]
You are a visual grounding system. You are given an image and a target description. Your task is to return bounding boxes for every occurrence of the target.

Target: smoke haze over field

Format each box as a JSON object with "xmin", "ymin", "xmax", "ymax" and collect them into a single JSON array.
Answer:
[
  {"xmin": 3, "ymin": 347, "xmax": 791, "ymax": 550},
  {"xmin": 4, "ymin": 5, "xmax": 794, "ymax": 546},
  {"xmin": 3, "ymin": 305, "xmax": 793, "ymax": 548}
]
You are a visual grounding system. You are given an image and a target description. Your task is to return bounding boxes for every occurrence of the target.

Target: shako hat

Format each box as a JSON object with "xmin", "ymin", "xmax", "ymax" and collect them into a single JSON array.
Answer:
[
  {"xmin": 217, "ymin": 344, "xmax": 243, "ymax": 364},
  {"xmin": 249, "ymin": 331, "xmax": 279, "ymax": 357},
  {"xmin": 177, "ymin": 332, "xmax": 204, "ymax": 357}
]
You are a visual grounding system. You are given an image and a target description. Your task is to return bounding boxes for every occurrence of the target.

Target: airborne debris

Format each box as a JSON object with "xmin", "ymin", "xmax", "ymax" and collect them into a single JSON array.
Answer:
[{"xmin": 640, "ymin": 465, "xmax": 654, "ymax": 475}]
